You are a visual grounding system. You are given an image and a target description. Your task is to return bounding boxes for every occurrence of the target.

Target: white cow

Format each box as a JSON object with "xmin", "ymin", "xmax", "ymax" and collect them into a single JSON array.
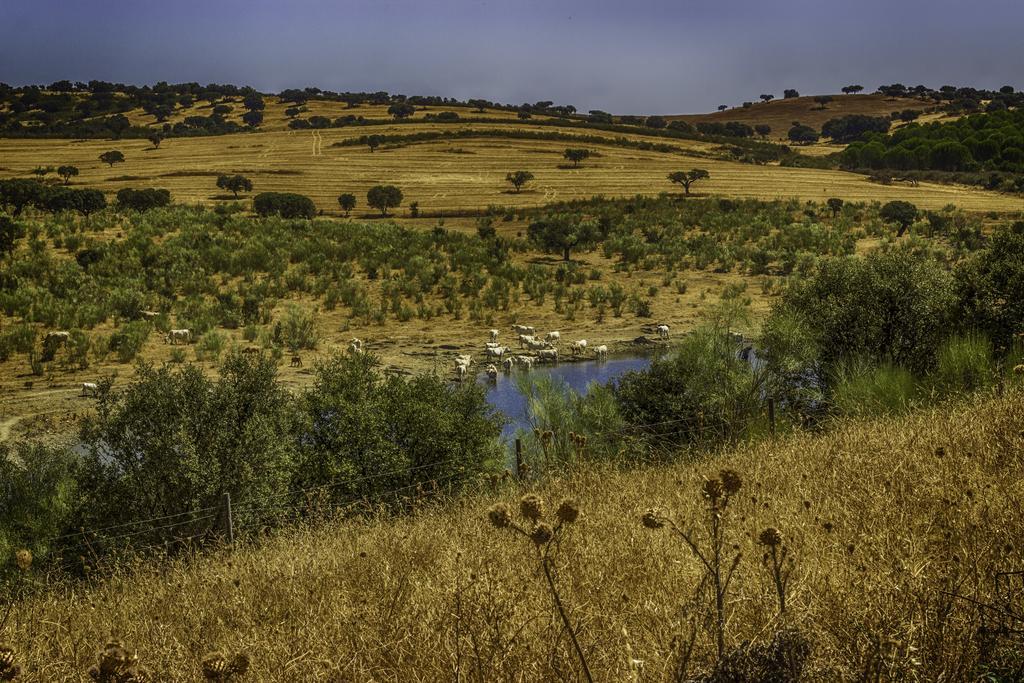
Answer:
[
  {"xmin": 165, "ymin": 329, "xmax": 191, "ymax": 345},
  {"xmin": 485, "ymin": 345, "xmax": 507, "ymax": 359},
  {"xmin": 349, "ymin": 341, "xmax": 363, "ymax": 354},
  {"xmin": 594, "ymin": 345, "xmax": 608, "ymax": 359},
  {"xmin": 545, "ymin": 331, "xmax": 560, "ymax": 344},
  {"xmin": 514, "ymin": 355, "xmax": 535, "ymax": 370},
  {"xmin": 570, "ymin": 340, "xmax": 588, "ymax": 356},
  {"xmin": 489, "ymin": 329, "xmax": 499, "ymax": 343},
  {"xmin": 537, "ymin": 348, "xmax": 558, "ymax": 363},
  {"xmin": 485, "ymin": 341, "xmax": 502, "ymax": 349},
  {"xmin": 512, "ymin": 324, "xmax": 535, "ymax": 336},
  {"xmin": 455, "ymin": 363, "xmax": 469, "ymax": 381},
  {"xmin": 455, "ymin": 354, "xmax": 473, "ymax": 367},
  {"xmin": 140, "ymin": 310, "xmax": 160, "ymax": 320},
  {"xmin": 518, "ymin": 334, "xmax": 535, "ymax": 348},
  {"xmin": 527, "ymin": 338, "xmax": 550, "ymax": 351},
  {"xmin": 502, "ymin": 357, "xmax": 514, "ymax": 372},
  {"xmin": 44, "ymin": 331, "xmax": 71, "ymax": 348},
  {"xmin": 486, "ymin": 364, "xmax": 499, "ymax": 380},
  {"xmin": 350, "ymin": 338, "xmax": 363, "ymax": 350},
  {"xmin": 656, "ymin": 324, "xmax": 670, "ymax": 340},
  {"xmin": 81, "ymin": 382, "xmax": 99, "ymax": 397}
]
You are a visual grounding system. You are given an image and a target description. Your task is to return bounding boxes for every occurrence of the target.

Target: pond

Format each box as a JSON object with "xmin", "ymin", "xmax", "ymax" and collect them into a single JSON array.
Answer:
[{"xmin": 478, "ymin": 353, "xmax": 659, "ymax": 441}]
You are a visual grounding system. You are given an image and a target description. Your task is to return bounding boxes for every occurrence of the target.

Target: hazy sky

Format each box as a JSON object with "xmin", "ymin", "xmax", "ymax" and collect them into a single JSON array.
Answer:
[{"xmin": 2, "ymin": 0, "xmax": 1023, "ymax": 114}]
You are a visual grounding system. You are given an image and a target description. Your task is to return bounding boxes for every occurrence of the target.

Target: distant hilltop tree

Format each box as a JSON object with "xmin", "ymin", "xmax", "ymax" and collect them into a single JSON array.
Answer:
[
  {"xmin": 645, "ymin": 115, "xmax": 667, "ymax": 129},
  {"xmin": 366, "ymin": 185, "xmax": 403, "ymax": 216},
  {"xmin": 242, "ymin": 93, "xmax": 265, "ymax": 111},
  {"xmin": 253, "ymin": 192, "xmax": 316, "ymax": 219},
  {"xmin": 760, "ymin": 94, "xmax": 774, "ymax": 103},
  {"xmin": 562, "ymin": 148, "xmax": 592, "ymax": 168},
  {"xmin": 216, "ymin": 174, "xmax": 253, "ymax": 199},
  {"xmin": 813, "ymin": 95, "xmax": 834, "ymax": 110},
  {"xmin": 842, "ymin": 85, "xmax": 864, "ymax": 95},
  {"xmin": 99, "ymin": 150, "xmax": 125, "ymax": 167},
  {"xmin": 667, "ymin": 169, "xmax": 710, "ymax": 195},
  {"xmin": 880, "ymin": 200, "xmax": 918, "ymax": 237},
  {"xmin": 783, "ymin": 89, "xmax": 800, "ymax": 99},
  {"xmin": 787, "ymin": 123, "xmax": 819, "ymax": 144},
  {"xmin": 116, "ymin": 187, "xmax": 170, "ymax": 212},
  {"xmin": 717, "ymin": 105, "xmax": 728, "ymax": 112},
  {"xmin": 241, "ymin": 110, "xmax": 263, "ymax": 127},
  {"xmin": 31, "ymin": 165, "xmax": 54, "ymax": 179},
  {"xmin": 367, "ymin": 134, "xmax": 382, "ymax": 153},
  {"xmin": 517, "ymin": 110, "xmax": 532, "ymax": 120},
  {"xmin": 148, "ymin": 133, "xmax": 163, "ymax": 149},
  {"xmin": 57, "ymin": 165, "xmax": 79, "ymax": 185},
  {"xmin": 467, "ymin": 99, "xmax": 489, "ymax": 113},
  {"xmin": 387, "ymin": 102, "xmax": 416, "ymax": 120},
  {"xmin": 754, "ymin": 124, "xmax": 772, "ymax": 139},
  {"xmin": 505, "ymin": 170, "xmax": 534, "ymax": 193}
]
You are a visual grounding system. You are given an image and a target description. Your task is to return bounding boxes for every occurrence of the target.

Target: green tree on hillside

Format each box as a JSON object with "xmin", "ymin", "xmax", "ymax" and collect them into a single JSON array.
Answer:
[
  {"xmin": 813, "ymin": 95, "xmax": 833, "ymax": 109},
  {"xmin": 0, "ymin": 179, "xmax": 46, "ymax": 216},
  {"xmin": 242, "ymin": 110, "xmax": 263, "ymax": 127},
  {"xmin": 760, "ymin": 93, "xmax": 774, "ymax": 103},
  {"xmin": 387, "ymin": 103, "xmax": 416, "ymax": 120},
  {"xmin": 563, "ymin": 148, "xmax": 592, "ymax": 168},
  {"xmin": 337, "ymin": 193, "xmax": 356, "ymax": 216},
  {"xmin": 841, "ymin": 85, "xmax": 864, "ymax": 94},
  {"xmin": 242, "ymin": 94, "xmax": 265, "ymax": 111},
  {"xmin": 787, "ymin": 124, "xmax": 819, "ymax": 144},
  {"xmin": 0, "ymin": 216, "xmax": 26, "ymax": 256},
  {"xmin": 99, "ymin": 150, "xmax": 125, "ymax": 167},
  {"xmin": 505, "ymin": 170, "xmax": 535, "ymax": 193},
  {"xmin": 57, "ymin": 165, "xmax": 79, "ymax": 185},
  {"xmin": 31, "ymin": 166, "xmax": 54, "ymax": 179},
  {"xmin": 956, "ymin": 221, "xmax": 1024, "ymax": 350},
  {"xmin": 827, "ymin": 197, "xmax": 844, "ymax": 218},
  {"xmin": 367, "ymin": 135, "xmax": 382, "ymax": 153},
  {"xmin": 216, "ymin": 174, "xmax": 254, "ymax": 199},
  {"xmin": 880, "ymin": 200, "xmax": 918, "ymax": 237},
  {"xmin": 667, "ymin": 169, "xmax": 710, "ymax": 195},
  {"xmin": 148, "ymin": 133, "xmax": 163, "ymax": 149},
  {"xmin": 367, "ymin": 185, "xmax": 403, "ymax": 216},
  {"xmin": 754, "ymin": 124, "xmax": 772, "ymax": 138},
  {"xmin": 527, "ymin": 214, "xmax": 599, "ymax": 261},
  {"xmin": 784, "ymin": 89, "xmax": 800, "ymax": 99}
]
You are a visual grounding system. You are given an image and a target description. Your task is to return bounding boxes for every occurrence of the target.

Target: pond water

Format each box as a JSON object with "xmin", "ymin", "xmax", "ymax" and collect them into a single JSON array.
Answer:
[{"xmin": 479, "ymin": 354, "xmax": 658, "ymax": 441}]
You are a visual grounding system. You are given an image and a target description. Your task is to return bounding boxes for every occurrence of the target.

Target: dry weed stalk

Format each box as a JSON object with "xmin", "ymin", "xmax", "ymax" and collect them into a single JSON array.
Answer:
[
  {"xmin": 642, "ymin": 469, "xmax": 744, "ymax": 661},
  {"xmin": 759, "ymin": 527, "xmax": 793, "ymax": 614},
  {"xmin": 487, "ymin": 494, "xmax": 591, "ymax": 682},
  {"xmin": 0, "ymin": 643, "xmax": 19, "ymax": 681},
  {"xmin": 87, "ymin": 641, "xmax": 152, "ymax": 682}
]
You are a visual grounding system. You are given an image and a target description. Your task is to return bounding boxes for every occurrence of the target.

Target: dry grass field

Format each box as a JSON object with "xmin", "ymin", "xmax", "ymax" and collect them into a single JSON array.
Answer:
[
  {"xmin": 6, "ymin": 389, "xmax": 1022, "ymax": 680},
  {"xmin": 2, "ymin": 123, "xmax": 1022, "ymax": 215}
]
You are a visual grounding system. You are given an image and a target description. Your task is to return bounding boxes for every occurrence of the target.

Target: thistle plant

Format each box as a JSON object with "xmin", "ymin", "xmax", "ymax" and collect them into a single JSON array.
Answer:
[
  {"xmin": 759, "ymin": 527, "xmax": 793, "ymax": 614},
  {"xmin": 201, "ymin": 651, "xmax": 250, "ymax": 681},
  {"xmin": 0, "ymin": 643, "xmax": 19, "ymax": 681},
  {"xmin": 642, "ymin": 469, "xmax": 744, "ymax": 661},
  {"xmin": 87, "ymin": 641, "xmax": 152, "ymax": 682},
  {"xmin": 487, "ymin": 494, "xmax": 591, "ymax": 682}
]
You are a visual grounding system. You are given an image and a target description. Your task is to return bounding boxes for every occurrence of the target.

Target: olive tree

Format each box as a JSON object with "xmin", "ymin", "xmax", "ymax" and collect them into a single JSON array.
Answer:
[
  {"xmin": 216, "ymin": 174, "xmax": 253, "ymax": 199},
  {"xmin": 367, "ymin": 185, "xmax": 403, "ymax": 216},
  {"xmin": 337, "ymin": 193, "xmax": 356, "ymax": 216},
  {"xmin": 99, "ymin": 150, "xmax": 125, "ymax": 167},
  {"xmin": 505, "ymin": 170, "xmax": 534, "ymax": 193},
  {"xmin": 562, "ymin": 148, "xmax": 591, "ymax": 168},
  {"xmin": 880, "ymin": 200, "xmax": 918, "ymax": 237},
  {"xmin": 527, "ymin": 213, "xmax": 599, "ymax": 261},
  {"xmin": 667, "ymin": 169, "xmax": 710, "ymax": 195},
  {"xmin": 57, "ymin": 165, "xmax": 79, "ymax": 185}
]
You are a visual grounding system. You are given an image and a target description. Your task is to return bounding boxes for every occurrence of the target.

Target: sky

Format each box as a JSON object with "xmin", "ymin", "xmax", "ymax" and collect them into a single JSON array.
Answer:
[{"xmin": 2, "ymin": 0, "xmax": 1024, "ymax": 114}]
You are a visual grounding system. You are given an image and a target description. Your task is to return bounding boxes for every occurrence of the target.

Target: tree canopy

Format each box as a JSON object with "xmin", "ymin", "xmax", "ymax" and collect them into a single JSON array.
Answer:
[
  {"xmin": 216, "ymin": 174, "xmax": 253, "ymax": 199},
  {"xmin": 366, "ymin": 185, "xmax": 403, "ymax": 216},
  {"xmin": 563, "ymin": 148, "xmax": 592, "ymax": 168},
  {"xmin": 505, "ymin": 170, "xmax": 534, "ymax": 193},
  {"xmin": 527, "ymin": 214, "xmax": 599, "ymax": 261},
  {"xmin": 99, "ymin": 150, "xmax": 125, "ymax": 167},
  {"xmin": 667, "ymin": 169, "xmax": 710, "ymax": 195}
]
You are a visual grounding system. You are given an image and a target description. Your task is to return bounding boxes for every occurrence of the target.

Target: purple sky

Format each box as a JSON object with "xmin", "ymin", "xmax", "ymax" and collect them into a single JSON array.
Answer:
[{"xmin": 2, "ymin": 0, "xmax": 1023, "ymax": 114}]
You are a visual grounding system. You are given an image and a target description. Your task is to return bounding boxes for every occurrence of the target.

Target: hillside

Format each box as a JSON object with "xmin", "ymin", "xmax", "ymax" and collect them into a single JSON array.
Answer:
[
  {"xmin": 669, "ymin": 93, "xmax": 935, "ymax": 140},
  {"xmin": 6, "ymin": 390, "xmax": 1023, "ymax": 680}
]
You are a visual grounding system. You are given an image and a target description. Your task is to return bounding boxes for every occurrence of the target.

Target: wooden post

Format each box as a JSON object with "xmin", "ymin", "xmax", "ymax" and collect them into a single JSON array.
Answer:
[
  {"xmin": 768, "ymin": 398, "xmax": 776, "ymax": 437},
  {"xmin": 223, "ymin": 492, "xmax": 234, "ymax": 546},
  {"xmin": 515, "ymin": 438, "xmax": 524, "ymax": 479}
]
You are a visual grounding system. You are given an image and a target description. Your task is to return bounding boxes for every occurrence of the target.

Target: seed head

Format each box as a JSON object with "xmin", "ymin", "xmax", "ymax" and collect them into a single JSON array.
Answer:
[
  {"xmin": 719, "ymin": 469, "xmax": 742, "ymax": 496},
  {"xmin": 641, "ymin": 510, "xmax": 664, "ymax": 529},
  {"xmin": 1014, "ymin": 364, "xmax": 1024, "ymax": 375},
  {"xmin": 530, "ymin": 523, "xmax": 554, "ymax": 545},
  {"xmin": 520, "ymin": 494, "xmax": 545, "ymax": 522},
  {"xmin": 759, "ymin": 527, "xmax": 783, "ymax": 547},
  {"xmin": 556, "ymin": 500, "xmax": 580, "ymax": 524},
  {"xmin": 14, "ymin": 549, "xmax": 31, "ymax": 572},
  {"xmin": 202, "ymin": 652, "xmax": 229, "ymax": 680},
  {"xmin": 702, "ymin": 478, "xmax": 725, "ymax": 504},
  {"xmin": 487, "ymin": 503, "xmax": 512, "ymax": 529},
  {"xmin": 0, "ymin": 644, "xmax": 20, "ymax": 681}
]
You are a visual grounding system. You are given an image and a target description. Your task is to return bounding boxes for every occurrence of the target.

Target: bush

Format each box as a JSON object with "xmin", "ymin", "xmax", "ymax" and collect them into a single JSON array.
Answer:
[
  {"xmin": 280, "ymin": 305, "xmax": 318, "ymax": 352},
  {"xmin": 931, "ymin": 332, "xmax": 993, "ymax": 394},
  {"xmin": 107, "ymin": 321, "xmax": 152, "ymax": 363},
  {"xmin": 830, "ymin": 360, "xmax": 919, "ymax": 416},
  {"xmin": 253, "ymin": 192, "xmax": 316, "ymax": 219},
  {"xmin": 116, "ymin": 187, "xmax": 171, "ymax": 212},
  {"xmin": 956, "ymin": 221, "xmax": 1024, "ymax": 350},
  {"xmin": 194, "ymin": 330, "xmax": 227, "ymax": 361}
]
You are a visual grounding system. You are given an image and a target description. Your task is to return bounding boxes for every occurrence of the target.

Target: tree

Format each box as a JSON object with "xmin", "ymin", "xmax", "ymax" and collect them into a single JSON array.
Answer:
[
  {"xmin": 787, "ymin": 124, "xmax": 819, "ymax": 144},
  {"xmin": 0, "ymin": 216, "xmax": 25, "ymax": 256},
  {"xmin": 0, "ymin": 178, "xmax": 46, "ymax": 216},
  {"xmin": 841, "ymin": 85, "xmax": 864, "ymax": 95},
  {"xmin": 216, "ymin": 174, "xmax": 253, "ymax": 199},
  {"xmin": 505, "ymin": 170, "xmax": 534, "ymax": 193},
  {"xmin": 754, "ymin": 124, "xmax": 771, "ymax": 138},
  {"xmin": 242, "ymin": 93, "xmax": 265, "ymax": 111},
  {"xmin": 57, "ymin": 165, "xmax": 79, "ymax": 184},
  {"xmin": 366, "ymin": 185, "xmax": 403, "ymax": 216},
  {"xmin": 252, "ymin": 192, "xmax": 316, "ymax": 219},
  {"xmin": 667, "ymin": 169, "xmax": 710, "ymax": 195},
  {"xmin": 99, "ymin": 150, "xmax": 125, "ymax": 167},
  {"xmin": 813, "ymin": 95, "xmax": 833, "ymax": 109},
  {"xmin": 75, "ymin": 189, "xmax": 107, "ymax": 216},
  {"xmin": 821, "ymin": 115, "xmax": 891, "ymax": 143},
  {"xmin": 880, "ymin": 200, "xmax": 918, "ymax": 237},
  {"xmin": 562, "ymin": 148, "xmax": 591, "ymax": 168},
  {"xmin": 367, "ymin": 135, "xmax": 382, "ymax": 153},
  {"xmin": 826, "ymin": 197, "xmax": 844, "ymax": 218},
  {"xmin": 717, "ymin": 105, "xmax": 728, "ymax": 111},
  {"xmin": 956, "ymin": 221, "xmax": 1024, "ymax": 350},
  {"xmin": 759, "ymin": 93, "xmax": 774, "ymax": 103},
  {"xmin": 644, "ymin": 115, "xmax": 667, "ymax": 129},
  {"xmin": 148, "ymin": 133, "xmax": 163, "ymax": 149},
  {"xmin": 337, "ymin": 193, "xmax": 356, "ymax": 216},
  {"xmin": 285, "ymin": 107, "xmax": 301, "ymax": 118},
  {"xmin": 387, "ymin": 102, "xmax": 416, "ymax": 120},
  {"xmin": 783, "ymin": 89, "xmax": 800, "ymax": 99},
  {"xmin": 31, "ymin": 165, "xmax": 54, "ymax": 179},
  {"xmin": 527, "ymin": 214, "xmax": 599, "ymax": 261},
  {"xmin": 468, "ymin": 99, "xmax": 489, "ymax": 113},
  {"xmin": 241, "ymin": 110, "xmax": 263, "ymax": 127},
  {"xmin": 517, "ymin": 110, "xmax": 532, "ymax": 120},
  {"xmin": 116, "ymin": 188, "xmax": 171, "ymax": 212}
]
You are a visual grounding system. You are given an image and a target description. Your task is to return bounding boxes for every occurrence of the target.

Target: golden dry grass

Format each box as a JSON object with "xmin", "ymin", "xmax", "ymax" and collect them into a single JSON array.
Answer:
[
  {"xmin": 2, "ymin": 125, "xmax": 1021, "ymax": 214},
  {"xmin": 7, "ymin": 389, "xmax": 1023, "ymax": 680}
]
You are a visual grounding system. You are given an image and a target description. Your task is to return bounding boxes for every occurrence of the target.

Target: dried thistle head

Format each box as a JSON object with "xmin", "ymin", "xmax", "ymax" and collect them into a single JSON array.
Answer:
[
  {"xmin": 487, "ymin": 503, "xmax": 512, "ymax": 529},
  {"xmin": 556, "ymin": 500, "xmax": 580, "ymax": 524},
  {"xmin": 530, "ymin": 523, "xmax": 554, "ymax": 545},
  {"xmin": 641, "ymin": 510, "xmax": 664, "ymax": 529},
  {"xmin": 202, "ymin": 652, "xmax": 229, "ymax": 680},
  {"xmin": 89, "ymin": 641, "xmax": 139, "ymax": 681},
  {"xmin": 0, "ymin": 644, "xmax": 20, "ymax": 681},
  {"xmin": 228, "ymin": 653, "xmax": 250, "ymax": 676},
  {"xmin": 719, "ymin": 469, "xmax": 742, "ymax": 496},
  {"xmin": 14, "ymin": 549, "xmax": 31, "ymax": 572},
  {"xmin": 702, "ymin": 478, "xmax": 725, "ymax": 505},
  {"xmin": 1014, "ymin": 364, "xmax": 1024, "ymax": 375},
  {"xmin": 759, "ymin": 527, "xmax": 783, "ymax": 548},
  {"xmin": 520, "ymin": 494, "xmax": 545, "ymax": 522}
]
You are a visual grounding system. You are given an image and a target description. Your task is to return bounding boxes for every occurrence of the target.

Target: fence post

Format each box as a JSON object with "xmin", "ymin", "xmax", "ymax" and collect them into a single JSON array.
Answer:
[
  {"xmin": 515, "ymin": 438, "xmax": 524, "ymax": 480},
  {"xmin": 223, "ymin": 492, "xmax": 234, "ymax": 546},
  {"xmin": 768, "ymin": 397, "xmax": 776, "ymax": 437}
]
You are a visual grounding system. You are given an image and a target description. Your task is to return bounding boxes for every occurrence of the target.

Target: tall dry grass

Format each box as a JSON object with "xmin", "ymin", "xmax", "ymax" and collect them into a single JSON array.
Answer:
[{"xmin": 5, "ymin": 389, "xmax": 1024, "ymax": 680}]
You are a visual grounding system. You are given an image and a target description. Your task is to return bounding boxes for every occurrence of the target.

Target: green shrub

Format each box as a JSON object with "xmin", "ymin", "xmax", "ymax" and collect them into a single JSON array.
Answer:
[
  {"xmin": 108, "ymin": 321, "xmax": 151, "ymax": 363},
  {"xmin": 281, "ymin": 305, "xmax": 318, "ymax": 351},
  {"xmin": 931, "ymin": 333, "xmax": 993, "ymax": 395},
  {"xmin": 195, "ymin": 330, "xmax": 227, "ymax": 362},
  {"xmin": 830, "ymin": 360, "xmax": 919, "ymax": 417}
]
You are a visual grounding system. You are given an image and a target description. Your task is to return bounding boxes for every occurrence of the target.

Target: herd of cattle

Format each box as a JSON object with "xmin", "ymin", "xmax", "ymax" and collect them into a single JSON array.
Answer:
[
  {"xmin": 452, "ymin": 323, "xmax": 670, "ymax": 382},
  {"xmin": 42, "ymin": 320, "xmax": 673, "ymax": 397}
]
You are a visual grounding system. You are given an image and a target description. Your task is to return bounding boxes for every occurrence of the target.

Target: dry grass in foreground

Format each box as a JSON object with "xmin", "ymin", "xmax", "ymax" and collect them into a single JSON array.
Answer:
[{"xmin": 6, "ymin": 390, "xmax": 1024, "ymax": 680}]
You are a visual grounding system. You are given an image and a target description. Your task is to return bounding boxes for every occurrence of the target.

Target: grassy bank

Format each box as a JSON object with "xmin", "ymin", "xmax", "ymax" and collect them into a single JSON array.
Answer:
[{"xmin": 4, "ymin": 389, "xmax": 1023, "ymax": 680}]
